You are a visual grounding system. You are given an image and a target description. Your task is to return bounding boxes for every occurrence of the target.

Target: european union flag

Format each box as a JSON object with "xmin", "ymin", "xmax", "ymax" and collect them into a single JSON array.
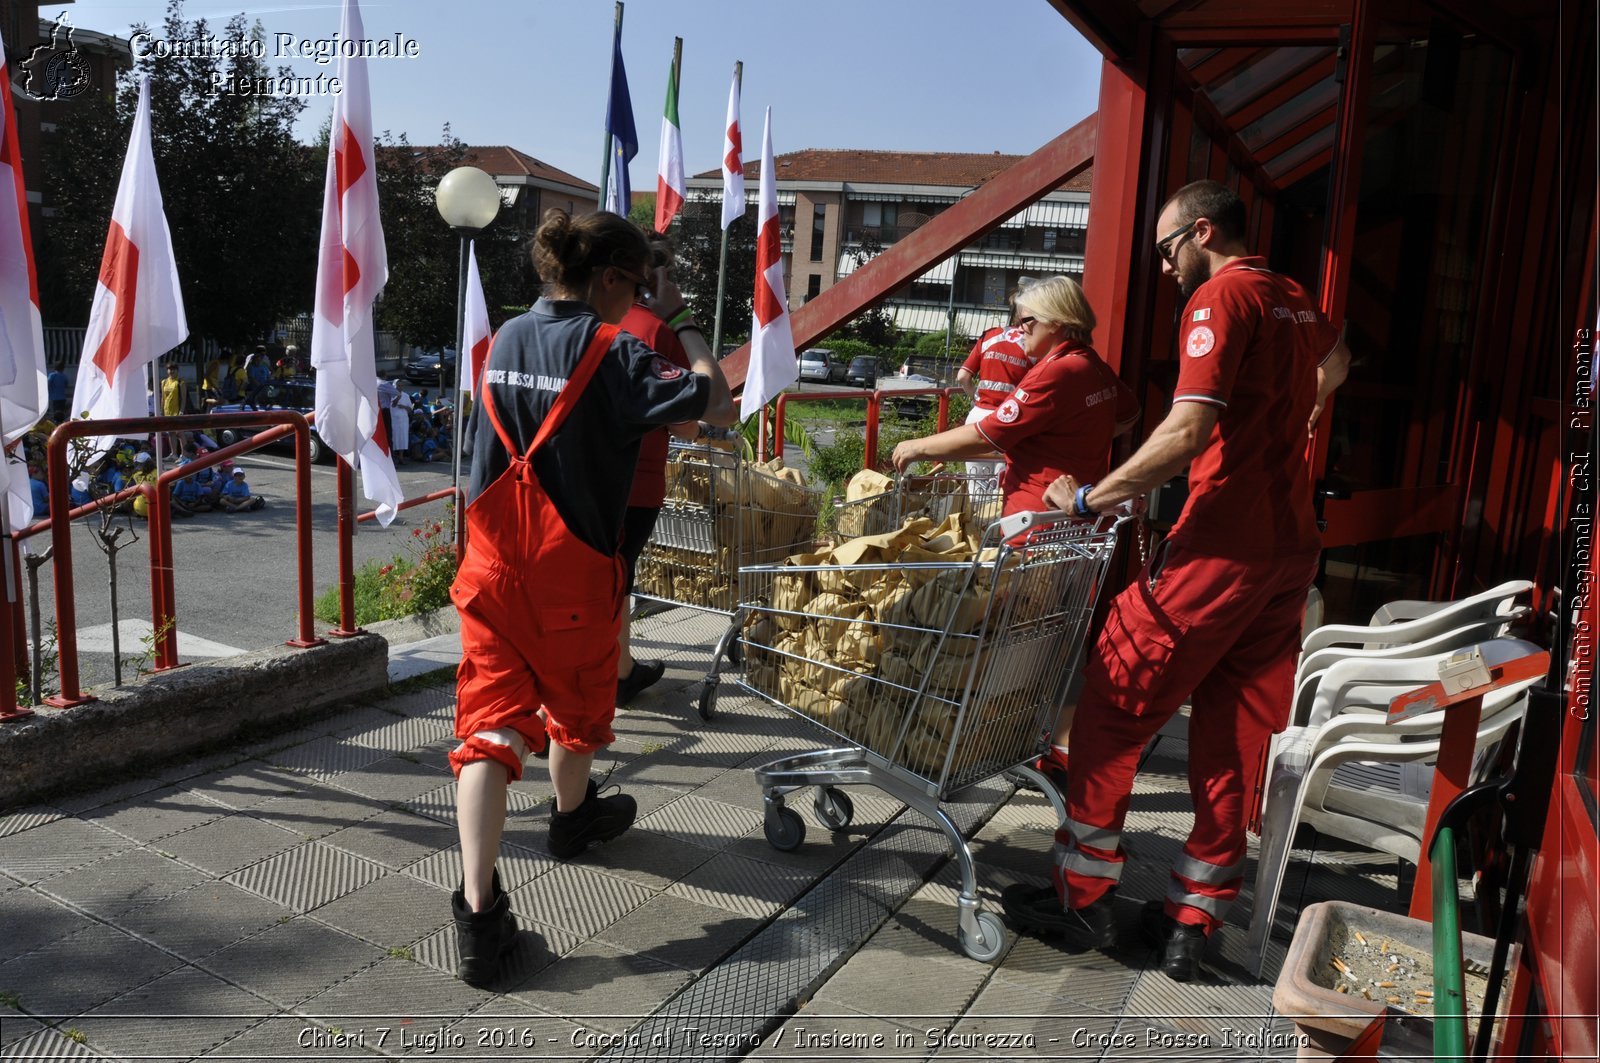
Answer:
[{"xmin": 603, "ymin": 20, "xmax": 637, "ymax": 216}]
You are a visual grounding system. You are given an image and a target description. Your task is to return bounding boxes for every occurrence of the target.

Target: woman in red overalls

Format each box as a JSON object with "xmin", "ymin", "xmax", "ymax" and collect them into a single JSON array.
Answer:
[{"xmin": 449, "ymin": 209, "xmax": 734, "ymax": 987}]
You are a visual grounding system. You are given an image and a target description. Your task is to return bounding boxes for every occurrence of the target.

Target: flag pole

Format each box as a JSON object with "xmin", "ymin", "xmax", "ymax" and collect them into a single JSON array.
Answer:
[
  {"xmin": 710, "ymin": 60, "xmax": 741, "ymax": 359},
  {"xmin": 597, "ymin": 1, "xmax": 624, "ymax": 212},
  {"xmin": 450, "ymin": 239, "xmax": 468, "ymax": 509}
]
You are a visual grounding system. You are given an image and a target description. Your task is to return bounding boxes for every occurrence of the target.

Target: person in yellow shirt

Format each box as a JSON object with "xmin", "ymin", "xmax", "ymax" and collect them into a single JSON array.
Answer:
[{"xmin": 161, "ymin": 363, "xmax": 185, "ymax": 416}]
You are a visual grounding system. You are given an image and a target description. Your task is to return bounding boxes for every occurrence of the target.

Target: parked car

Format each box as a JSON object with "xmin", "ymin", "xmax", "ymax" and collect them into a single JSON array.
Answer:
[
  {"xmin": 210, "ymin": 379, "xmax": 331, "ymax": 463},
  {"xmin": 844, "ymin": 356, "xmax": 890, "ymax": 388},
  {"xmin": 403, "ymin": 350, "xmax": 457, "ymax": 385},
  {"xmin": 797, "ymin": 348, "xmax": 846, "ymax": 384}
]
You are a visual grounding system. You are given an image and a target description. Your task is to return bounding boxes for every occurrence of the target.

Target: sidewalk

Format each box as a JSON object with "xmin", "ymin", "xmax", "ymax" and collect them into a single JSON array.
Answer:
[{"xmin": 0, "ymin": 607, "xmax": 1399, "ymax": 1062}]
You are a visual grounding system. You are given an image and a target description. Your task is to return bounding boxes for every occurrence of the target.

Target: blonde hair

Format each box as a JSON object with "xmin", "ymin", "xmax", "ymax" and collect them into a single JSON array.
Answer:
[{"xmin": 1016, "ymin": 275, "xmax": 1095, "ymax": 343}]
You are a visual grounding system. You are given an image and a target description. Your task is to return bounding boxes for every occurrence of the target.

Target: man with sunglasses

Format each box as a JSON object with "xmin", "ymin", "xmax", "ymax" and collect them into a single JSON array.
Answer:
[{"xmin": 1003, "ymin": 179, "xmax": 1350, "ymax": 982}]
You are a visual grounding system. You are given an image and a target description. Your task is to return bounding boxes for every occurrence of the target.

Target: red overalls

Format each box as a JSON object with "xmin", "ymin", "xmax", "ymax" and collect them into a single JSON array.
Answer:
[{"xmin": 449, "ymin": 324, "xmax": 626, "ymax": 780}]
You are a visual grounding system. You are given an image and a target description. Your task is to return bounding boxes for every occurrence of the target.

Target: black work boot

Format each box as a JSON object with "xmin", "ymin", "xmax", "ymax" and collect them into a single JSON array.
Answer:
[
  {"xmin": 1000, "ymin": 883, "xmax": 1118, "ymax": 950},
  {"xmin": 616, "ymin": 659, "xmax": 665, "ymax": 707},
  {"xmin": 548, "ymin": 778, "xmax": 637, "ymax": 860},
  {"xmin": 1141, "ymin": 900, "xmax": 1208, "ymax": 982},
  {"xmin": 451, "ymin": 870, "xmax": 517, "ymax": 988}
]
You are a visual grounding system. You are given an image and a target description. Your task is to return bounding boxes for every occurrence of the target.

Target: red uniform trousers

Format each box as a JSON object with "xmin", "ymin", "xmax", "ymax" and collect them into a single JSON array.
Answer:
[
  {"xmin": 1054, "ymin": 541, "xmax": 1318, "ymax": 933},
  {"xmin": 449, "ymin": 326, "xmax": 625, "ymax": 780}
]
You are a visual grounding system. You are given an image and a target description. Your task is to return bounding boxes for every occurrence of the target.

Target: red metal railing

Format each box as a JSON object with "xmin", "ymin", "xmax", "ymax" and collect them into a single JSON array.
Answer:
[
  {"xmin": 335, "ymin": 467, "xmax": 464, "ymax": 637},
  {"xmin": 769, "ymin": 387, "xmax": 959, "ymax": 468},
  {"xmin": 33, "ymin": 412, "xmax": 322, "ymax": 707}
]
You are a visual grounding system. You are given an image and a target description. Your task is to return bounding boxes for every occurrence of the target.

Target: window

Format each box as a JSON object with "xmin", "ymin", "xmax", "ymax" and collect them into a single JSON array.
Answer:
[
  {"xmin": 810, "ymin": 203, "xmax": 826, "ymax": 262},
  {"xmin": 982, "ymin": 269, "xmax": 1008, "ymax": 307},
  {"xmin": 806, "ymin": 275, "xmax": 822, "ymax": 301},
  {"xmin": 862, "ymin": 203, "xmax": 882, "ymax": 227},
  {"xmin": 1042, "ymin": 229, "xmax": 1058, "ymax": 252}
]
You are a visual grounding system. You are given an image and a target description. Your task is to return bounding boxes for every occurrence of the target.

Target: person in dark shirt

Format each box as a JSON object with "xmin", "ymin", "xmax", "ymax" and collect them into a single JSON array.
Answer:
[
  {"xmin": 614, "ymin": 230, "xmax": 702, "ymax": 705},
  {"xmin": 449, "ymin": 208, "xmax": 734, "ymax": 988}
]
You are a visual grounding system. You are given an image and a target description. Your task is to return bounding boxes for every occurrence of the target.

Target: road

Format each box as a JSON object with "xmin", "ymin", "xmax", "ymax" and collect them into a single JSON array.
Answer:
[{"xmin": 19, "ymin": 446, "xmax": 460, "ymax": 698}]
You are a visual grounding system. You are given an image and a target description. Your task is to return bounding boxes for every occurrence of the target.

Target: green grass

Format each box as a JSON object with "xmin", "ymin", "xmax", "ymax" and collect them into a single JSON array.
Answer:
[
  {"xmin": 386, "ymin": 947, "xmax": 413, "ymax": 961},
  {"xmin": 0, "ymin": 990, "xmax": 20, "ymax": 1009},
  {"xmin": 314, "ymin": 559, "xmax": 389, "ymax": 625}
]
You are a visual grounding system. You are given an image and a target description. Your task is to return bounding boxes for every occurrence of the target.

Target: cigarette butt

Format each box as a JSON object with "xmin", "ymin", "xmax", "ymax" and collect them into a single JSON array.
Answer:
[
  {"xmin": 1354, "ymin": 931, "xmax": 1368, "ymax": 945},
  {"xmin": 1336, "ymin": 983, "xmax": 1349, "ymax": 994},
  {"xmin": 1331, "ymin": 957, "xmax": 1350, "ymax": 974},
  {"xmin": 1387, "ymin": 995, "xmax": 1402, "ymax": 1004},
  {"xmin": 1379, "ymin": 981, "xmax": 1397, "ymax": 988},
  {"xmin": 1415, "ymin": 990, "xmax": 1434, "ymax": 997},
  {"xmin": 1381, "ymin": 940, "xmax": 1390, "ymax": 952},
  {"xmin": 1387, "ymin": 963, "xmax": 1400, "ymax": 973},
  {"xmin": 1362, "ymin": 989, "xmax": 1373, "ymax": 1000}
]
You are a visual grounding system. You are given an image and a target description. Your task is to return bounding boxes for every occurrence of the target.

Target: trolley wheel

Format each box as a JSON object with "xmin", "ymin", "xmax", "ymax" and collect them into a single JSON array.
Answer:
[
  {"xmin": 813, "ymin": 788, "xmax": 854, "ymax": 831},
  {"xmin": 724, "ymin": 639, "xmax": 744, "ymax": 666},
  {"xmin": 961, "ymin": 911, "xmax": 1008, "ymax": 963},
  {"xmin": 697, "ymin": 683, "xmax": 718, "ymax": 721},
  {"xmin": 765, "ymin": 806, "xmax": 806, "ymax": 852}
]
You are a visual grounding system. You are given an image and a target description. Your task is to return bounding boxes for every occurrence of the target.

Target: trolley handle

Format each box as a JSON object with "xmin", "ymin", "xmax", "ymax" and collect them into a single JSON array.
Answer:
[{"xmin": 995, "ymin": 499, "xmax": 1142, "ymax": 542}]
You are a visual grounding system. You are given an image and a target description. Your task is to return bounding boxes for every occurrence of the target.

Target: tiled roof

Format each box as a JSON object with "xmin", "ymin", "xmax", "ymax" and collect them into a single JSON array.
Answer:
[
  {"xmin": 692, "ymin": 148, "xmax": 1093, "ymax": 192},
  {"xmin": 391, "ymin": 145, "xmax": 598, "ymax": 192},
  {"xmin": 460, "ymin": 146, "xmax": 598, "ymax": 191}
]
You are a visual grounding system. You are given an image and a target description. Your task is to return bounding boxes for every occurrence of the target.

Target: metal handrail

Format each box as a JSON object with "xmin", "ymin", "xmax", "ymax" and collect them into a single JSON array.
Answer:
[
  {"xmin": 770, "ymin": 386, "xmax": 958, "ymax": 467},
  {"xmin": 40, "ymin": 411, "xmax": 322, "ymax": 706}
]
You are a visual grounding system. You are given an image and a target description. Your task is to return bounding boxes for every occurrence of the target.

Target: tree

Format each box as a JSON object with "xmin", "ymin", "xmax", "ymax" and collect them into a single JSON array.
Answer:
[
  {"xmin": 370, "ymin": 129, "xmax": 537, "ymax": 348},
  {"xmin": 37, "ymin": 2, "xmax": 320, "ymax": 347},
  {"xmin": 669, "ymin": 197, "xmax": 756, "ymax": 348},
  {"xmin": 628, "ymin": 192, "xmax": 656, "ymax": 231}
]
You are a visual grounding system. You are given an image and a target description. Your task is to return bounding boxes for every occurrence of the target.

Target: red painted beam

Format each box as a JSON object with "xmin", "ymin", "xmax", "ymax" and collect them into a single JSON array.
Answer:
[
  {"xmin": 1043, "ymin": 0, "xmax": 1144, "ymax": 61},
  {"xmin": 720, "ymin": 115, "xmax": 1097, "ymax": 390}
]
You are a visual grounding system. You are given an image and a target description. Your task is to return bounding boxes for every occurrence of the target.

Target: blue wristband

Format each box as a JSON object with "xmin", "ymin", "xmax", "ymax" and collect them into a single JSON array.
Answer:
[{"xmin": 1074, "ymin": 484, "xmax": 1096, "ymax": 516}]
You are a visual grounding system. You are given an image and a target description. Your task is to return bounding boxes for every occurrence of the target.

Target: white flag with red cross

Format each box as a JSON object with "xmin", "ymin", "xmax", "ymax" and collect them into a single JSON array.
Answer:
[
  {"xmin": 0, "ymin": 27, "xmax": 49, "ymax": 531},
  {"xmin": 458, "ymin": 240, "xmax": 491, "ymax": 395},
  {"xmin": 310, "ymin": 0, "xmax": 402, "ymax": 526},
  {"xmin": 739, "ymin": 107, "xmax": 796, "ymax": 420},
  {"xmin": 69, "ymin": 75, "xmax": 188, "ymax": 472},
  {"xmin": 720, "ymin": 67, "xmax": 744, "ymax": 231}
]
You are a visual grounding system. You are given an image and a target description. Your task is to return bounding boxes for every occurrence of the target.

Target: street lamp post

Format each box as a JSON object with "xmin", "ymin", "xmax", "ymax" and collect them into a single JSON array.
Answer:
[{"xmin": 433, "ymin": 166, "xmax": 500, "ymax": 541}]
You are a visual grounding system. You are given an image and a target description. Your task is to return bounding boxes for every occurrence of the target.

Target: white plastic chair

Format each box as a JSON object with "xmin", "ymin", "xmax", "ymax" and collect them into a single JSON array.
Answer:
[
  {"xmin": 1298, "ymin": 579, "xmax": 1530, "ymax": 659},
  {"xmin": 1264, "ymin": 637, "xmax": 1543, "ymax": 824},
  {"xmin": 1244, "ymin": 652, "xmax": 1539, "ymax": 976},
  {"xmin": 1290, "ymin": 618, "xmax": 1532, "ymax": 730}
]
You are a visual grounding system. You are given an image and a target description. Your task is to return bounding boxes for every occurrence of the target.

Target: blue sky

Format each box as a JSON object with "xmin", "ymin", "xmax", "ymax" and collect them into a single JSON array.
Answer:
[{"xmin": 50, "ymin": 0, "xmax": 1102, "ymax": 185}]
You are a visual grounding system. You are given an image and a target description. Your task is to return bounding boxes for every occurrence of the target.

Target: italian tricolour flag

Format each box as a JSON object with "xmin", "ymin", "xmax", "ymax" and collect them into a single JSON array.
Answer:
[{"xmin": 654, "ymin": 45, "xmax": 685, "ymax": 232}]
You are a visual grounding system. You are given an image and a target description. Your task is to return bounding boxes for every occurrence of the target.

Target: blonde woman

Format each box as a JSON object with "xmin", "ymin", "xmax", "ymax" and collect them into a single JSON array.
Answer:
[{"xmin": 892, "ymin": 275, "xmax": 1139, "ymax": 515}]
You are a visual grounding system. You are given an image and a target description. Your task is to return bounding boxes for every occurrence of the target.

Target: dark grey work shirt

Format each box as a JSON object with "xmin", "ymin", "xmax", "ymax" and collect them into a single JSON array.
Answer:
[{"xmin": 463, "ymin": 298, "xmax": 711, "ymax": 555}]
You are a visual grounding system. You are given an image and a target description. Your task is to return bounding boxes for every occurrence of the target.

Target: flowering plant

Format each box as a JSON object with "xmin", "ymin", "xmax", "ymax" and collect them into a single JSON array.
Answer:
[{"xmin": 375, "ymin": 514, "xmax": 457, "ymax": 617}]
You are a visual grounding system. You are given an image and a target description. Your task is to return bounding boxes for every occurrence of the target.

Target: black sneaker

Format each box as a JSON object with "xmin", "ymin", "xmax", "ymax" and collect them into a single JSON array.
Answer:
[
  {"xmin": 451, "ymin": 871, "xmax": 517, "ymax": 988},
  {"xmin": 616, "ymin": 659, "xmax": 665, "ymax": 706},
  {"xmin": 1000, "ymin": 883, "xmax": 1118, "ymax": 950},
  {"xmin": 1141, "ymin": 900, "xmax": 1208, "ymax": 982},
  {"xmin": 548, "ymin": 778, "xmax": 637, "ymax": 860}
]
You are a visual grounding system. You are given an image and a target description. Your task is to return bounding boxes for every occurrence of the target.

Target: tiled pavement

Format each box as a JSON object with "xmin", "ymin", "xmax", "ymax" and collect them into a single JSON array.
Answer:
[{"xmin": 1, "ymin": 607, "xmax": 1403, "ymax": 1062}]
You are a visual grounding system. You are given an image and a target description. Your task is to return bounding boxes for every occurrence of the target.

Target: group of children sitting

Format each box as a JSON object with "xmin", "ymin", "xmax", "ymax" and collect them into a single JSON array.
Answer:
[{"xmin": 24, "ymin": 434, "xmax": 266, "ymax": 523}]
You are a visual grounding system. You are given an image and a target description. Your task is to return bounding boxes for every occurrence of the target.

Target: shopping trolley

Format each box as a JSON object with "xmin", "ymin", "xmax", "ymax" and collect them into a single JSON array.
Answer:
[
  {"xmin": 738, "ymin": 503, "xmax": 1130, "ymax": 960},
  {"xmin": 634, "ymin": 440, "xmax": 824, "ymax": 720}
]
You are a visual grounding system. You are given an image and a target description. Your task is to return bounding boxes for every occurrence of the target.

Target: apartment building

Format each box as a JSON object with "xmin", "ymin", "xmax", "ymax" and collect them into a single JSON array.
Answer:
[{"xmin": 687, "ymin": 148, "xmax": 1092, "ymax": 337}]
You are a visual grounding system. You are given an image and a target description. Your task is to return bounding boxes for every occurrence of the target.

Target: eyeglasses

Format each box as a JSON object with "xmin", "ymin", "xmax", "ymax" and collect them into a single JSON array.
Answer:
[
  {"xmin": 615, "ymin": 268, "xmax": 653, "ymax": 303},
  {"xmin": 1156, "ymin": 220, "xmax": 1196, "ymax": 262},
  {"xmin": 1016, "ymin": 316, "xmax": 1039, "ymax": 331}
]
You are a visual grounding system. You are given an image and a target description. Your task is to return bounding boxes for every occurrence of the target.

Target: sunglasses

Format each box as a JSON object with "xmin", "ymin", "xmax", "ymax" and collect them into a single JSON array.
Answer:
[
  {"xmin": 1016, "ymin": 316, "xmax": 1039, "ymax": 331},
  {"xmin": 614, "ymin": 267, "xmax": 654, "ymax": 302},
  {"xmin": 1156, "ymin": 220, "xmax": 1196, "ymax": 262}
]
